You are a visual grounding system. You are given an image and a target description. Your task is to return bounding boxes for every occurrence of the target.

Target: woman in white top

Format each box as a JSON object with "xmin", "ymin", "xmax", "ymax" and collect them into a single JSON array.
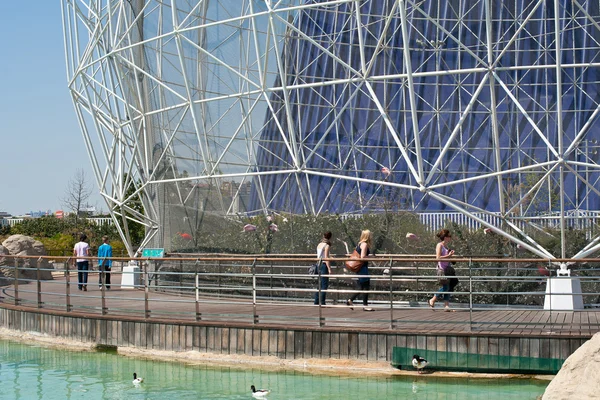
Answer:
[{"xmin": 314, "ymin": 231, "xmax": 332, "ymax": 305}]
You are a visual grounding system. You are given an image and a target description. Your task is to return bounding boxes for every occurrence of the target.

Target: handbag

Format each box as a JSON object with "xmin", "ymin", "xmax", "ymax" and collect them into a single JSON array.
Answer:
[
  {"xmin": 344, "ymin": 249, "xmax": 364, "ymax": 273},
  {"xmin": 308, "ymin": 263, "xmax": 318, "ymax": 276},
  {"xmin": 445, "ymin": 265, "xmax": 459, "ymax": 289}
]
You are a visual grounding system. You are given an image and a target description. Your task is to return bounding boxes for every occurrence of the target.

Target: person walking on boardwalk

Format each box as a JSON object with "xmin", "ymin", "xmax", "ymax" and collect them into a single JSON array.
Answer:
[
  {"xmin": 347, "ymin": 229, "xmax": 374, "ymax": 311},
  {"xmin": 428, "ymin": 229, "xmax": 455, "ymax": 311},
  {"xmin": 97, "ymin": 236, "xmax": 113, "ymax": 290},
  {"xmin": 73, "ymin": 234, "xmax": 90, "ymax": 291},
  {"xmin": 314, "ymin": 231, "xmax": 332, "ymax": 305}
]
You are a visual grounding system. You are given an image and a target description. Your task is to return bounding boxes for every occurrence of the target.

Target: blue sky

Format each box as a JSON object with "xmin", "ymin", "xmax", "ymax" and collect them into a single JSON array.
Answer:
[{"xmin": 0, "ymin": 2, "xmax": 103, "ymax": 216}]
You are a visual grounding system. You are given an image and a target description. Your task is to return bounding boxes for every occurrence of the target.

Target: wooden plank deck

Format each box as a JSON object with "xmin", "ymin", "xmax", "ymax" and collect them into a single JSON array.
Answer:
[{"xmin": 2, "ymin": 276, "xmax": 599, "ymax": 338}]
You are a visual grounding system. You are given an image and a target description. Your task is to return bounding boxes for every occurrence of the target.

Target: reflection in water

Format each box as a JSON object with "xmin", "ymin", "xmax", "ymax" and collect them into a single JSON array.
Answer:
[{"xmin": 0, "ymin": 339, "xmax": 547, "ymax": 399}]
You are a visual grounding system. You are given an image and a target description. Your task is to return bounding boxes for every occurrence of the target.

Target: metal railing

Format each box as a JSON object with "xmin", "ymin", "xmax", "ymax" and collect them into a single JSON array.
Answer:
[
  {"xmin": 0, "ymin": 217, "xmax": 113, "ymax": 227},
  {"xmin": 418, "ymin": 210, "xmax": 600, "ymax": 233},
  {"xmin": 1, "ymin": 254, "xmax": 600, "ymax": 332}
]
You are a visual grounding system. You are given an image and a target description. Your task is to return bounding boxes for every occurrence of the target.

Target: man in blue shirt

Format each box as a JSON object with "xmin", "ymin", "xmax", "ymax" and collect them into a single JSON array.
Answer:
[{"xmin": 98, "ymin": 236, "xmax": 113, "ymax": 289}]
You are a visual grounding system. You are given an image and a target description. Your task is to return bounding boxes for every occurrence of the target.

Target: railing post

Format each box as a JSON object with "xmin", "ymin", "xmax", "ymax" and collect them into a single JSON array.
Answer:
[
  {"xmin": 13, "ymin": 257, "xmax": 19, "ymax": 306},
  {"xmin": 469, "ymin": 257, "xmax": 473, "ymax": 332},
  {"xmin": 217, "ymin": 259, "xmax": 222, "ymax": 297},
  {"xmin": 270, "ymin": 260, "xmax": 274, "ymax": 300},
  {"xmin": 195, "ymin": 269, "xmax": 201, "ymax": 321},
  {"xmin": 37, "ymin": 257, "xmax": 42, "ymax": 308},
  {"xmin": 416, "ymin": 262, "xmax": 420, "ymax": 297},
  {"xmin": 100, "ymin": 260, "xmax": 107, "ymax": 315},
  {"xmin": 317, "ymin": 256, "xmax": 324, "ymax": 327},
  {"xmin": 179, "ymin": 260, "xmax": 183, "ymax": 293},
  {"xmin": 65, "ymin": 257, "xmax": 72, "ymax": 312},
  {"xmin": 144, "ymin": 262, "xmax": 150, "ymax": 319},
  {"xmin": 252, "ymin": 258, "xmax": 258, "ymax": 325},
  {"xmin": 152, "ymin": 259, "xmax": 157, "ymax": 288},
  {"xmin": 548, "ymin": 259, "xmax": 553, "ymax": 332},
  {"xmin": 389, "ymin": 257, "xmax": 394, "ymax": 330}
]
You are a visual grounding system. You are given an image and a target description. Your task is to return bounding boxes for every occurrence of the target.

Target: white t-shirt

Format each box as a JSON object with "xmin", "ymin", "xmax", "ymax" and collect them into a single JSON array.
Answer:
[
  {"xmin": 74, "ymin": 241, "xmax": 90, "ymax": 262},
  {"xmin": 316, "ymin": 242, "xmax": 328, "ymax": 258}
]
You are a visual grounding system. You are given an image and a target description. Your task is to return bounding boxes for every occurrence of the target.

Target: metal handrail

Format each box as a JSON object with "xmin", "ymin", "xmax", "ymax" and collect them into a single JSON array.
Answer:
[{"xmin": 1, "ymin": 254, "xmax": 600, "ymax": 331}]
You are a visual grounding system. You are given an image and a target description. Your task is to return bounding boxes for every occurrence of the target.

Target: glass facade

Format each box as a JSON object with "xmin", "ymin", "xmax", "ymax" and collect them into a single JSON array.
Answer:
[{"xmin": 63, "ymin": 1, "xmax": 600, "ymax": 257}]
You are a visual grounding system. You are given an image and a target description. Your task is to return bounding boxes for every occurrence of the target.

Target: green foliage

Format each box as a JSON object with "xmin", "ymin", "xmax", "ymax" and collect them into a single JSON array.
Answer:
[
  {"xmin": 7, "ymin": 215, "xmax": 126, "ymax": 255},
  {"xmin": 38, "ymin": 234, "xmax": 77, "ymax": 255},
  {"xmin": 11, "ymin": 215, "xmax": 72, "ymax": 237},
  {"xmin": 177, "ymin": 212, "xmax": 441, "ymax": 256},
  {"xmin": 0, "ymin": 224, "xmax": 10, "ymax": 236}
]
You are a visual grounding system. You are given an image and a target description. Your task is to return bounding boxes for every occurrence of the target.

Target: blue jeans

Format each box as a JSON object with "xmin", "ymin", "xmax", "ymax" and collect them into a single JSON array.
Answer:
[
  {"xmin": 313, "ymin": 263, "xmax": 329, "ymax": 305},
  {"xmin": 436, "ymin": 282, "xmax": 450, "ymax": 301},
  {"xmin": 77, "ymin": 261, "xmax": 89, "ymax": 289}
]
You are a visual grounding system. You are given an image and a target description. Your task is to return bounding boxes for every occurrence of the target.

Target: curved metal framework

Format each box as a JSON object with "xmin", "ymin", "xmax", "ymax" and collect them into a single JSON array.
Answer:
[{"xmin": 62, "ymin": 0, "xmax": 600, "ymax": 258}]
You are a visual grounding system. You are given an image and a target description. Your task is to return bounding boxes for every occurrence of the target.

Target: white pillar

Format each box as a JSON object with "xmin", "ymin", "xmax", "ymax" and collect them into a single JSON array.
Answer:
[{"xmin": 543, "ymin": 268, "xmax": 584, "ymax": 310}]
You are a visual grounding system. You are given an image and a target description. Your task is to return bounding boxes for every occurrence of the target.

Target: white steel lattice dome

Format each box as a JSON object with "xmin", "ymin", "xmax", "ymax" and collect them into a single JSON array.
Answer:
[{"xmin": 62, "ymin": 0, "xmax": 600, "ymax": 258}]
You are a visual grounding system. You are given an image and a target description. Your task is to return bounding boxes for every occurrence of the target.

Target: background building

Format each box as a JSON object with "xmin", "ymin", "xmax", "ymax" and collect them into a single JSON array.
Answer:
[{"xmin": 62, "ymin": 0, "xmax": 600, "ymax": 258}]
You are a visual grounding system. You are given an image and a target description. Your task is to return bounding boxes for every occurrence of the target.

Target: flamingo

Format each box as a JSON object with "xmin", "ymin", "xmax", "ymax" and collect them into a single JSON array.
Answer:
[
  {"xmin": 177, "ymin": 232, "xmax": 192, "ymax": 240},
  {"xmin": 243, "ymin": 224, "xmax": 257, "ymax": 232}
]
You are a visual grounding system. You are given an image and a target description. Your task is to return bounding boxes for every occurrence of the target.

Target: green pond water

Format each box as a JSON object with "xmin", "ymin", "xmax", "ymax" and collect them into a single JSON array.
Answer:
[{"xmin": 0, "ymin": 339, "xmax": 548, "ymax": 399}]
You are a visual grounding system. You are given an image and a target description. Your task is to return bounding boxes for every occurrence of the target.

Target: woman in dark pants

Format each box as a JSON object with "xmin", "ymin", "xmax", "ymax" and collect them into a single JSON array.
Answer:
[
  {"xmin": 347, "ymin": 230, "xmax": 374, "ymax": 311},
  {"xmin": 314, "ymin": 231, "xmax": 332, "ymax": 305},
  {"xmin": 429, "ymin": 229, "xmax": 456, "ymax": 311}
]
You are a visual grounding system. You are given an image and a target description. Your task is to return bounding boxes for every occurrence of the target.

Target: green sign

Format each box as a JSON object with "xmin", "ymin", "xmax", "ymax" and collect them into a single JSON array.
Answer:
[{"xmin": 142, "ymin": 248, "xmax": 165, "ymax": 258}]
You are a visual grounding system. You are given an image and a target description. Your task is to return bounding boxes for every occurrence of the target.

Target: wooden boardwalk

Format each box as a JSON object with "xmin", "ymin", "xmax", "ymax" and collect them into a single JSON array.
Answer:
[{"xmin": 2, "ymin": 275, "xmax": 599, "ymax": 338}]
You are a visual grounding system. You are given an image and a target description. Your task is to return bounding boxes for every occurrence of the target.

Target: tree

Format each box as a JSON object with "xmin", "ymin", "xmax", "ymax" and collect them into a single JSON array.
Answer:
[
  {"xmin": 61, "ymin": 169, "xmax": 93, "ymax": 223},
  {"xmin": 119, "ymin": 174, "xmax": 146, "ymax": 248}
]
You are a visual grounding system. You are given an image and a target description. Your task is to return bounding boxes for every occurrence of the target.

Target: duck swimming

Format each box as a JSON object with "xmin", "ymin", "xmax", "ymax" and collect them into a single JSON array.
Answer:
[
  {"xmin": 132, "ymin": 372, "xmax": 144, "ymax": 385},
  {"xmin": 250, "ymin": 385, "xmax": 270, "ymax": 398}
]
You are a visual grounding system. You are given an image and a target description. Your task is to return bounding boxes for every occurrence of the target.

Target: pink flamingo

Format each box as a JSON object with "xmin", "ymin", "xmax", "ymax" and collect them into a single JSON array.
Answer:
[
  {"xmin": 243, "ymin": 224, "xmax": 257, "ymax": 232},
  {"xmin": 177, "ymin": 232, "xmax": 193, "ymax": 240}
]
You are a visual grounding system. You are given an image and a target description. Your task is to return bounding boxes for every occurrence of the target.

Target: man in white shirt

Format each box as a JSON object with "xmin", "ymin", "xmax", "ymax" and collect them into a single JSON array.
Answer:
[{"xmin": 73, "ymin": 234, "xmax": 91, "ymax": 291}]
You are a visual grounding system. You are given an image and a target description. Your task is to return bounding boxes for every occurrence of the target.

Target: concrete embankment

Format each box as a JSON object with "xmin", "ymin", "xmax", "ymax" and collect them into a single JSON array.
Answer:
[{"xmin": 0, "ymin": 327, "xmax": 552, "ymax": 381}]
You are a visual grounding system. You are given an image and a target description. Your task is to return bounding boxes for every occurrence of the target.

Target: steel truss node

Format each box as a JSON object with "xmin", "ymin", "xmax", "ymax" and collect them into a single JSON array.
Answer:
[{"xmin": 62, "ymin": 0, "xmax": 600, "ymax": 259}]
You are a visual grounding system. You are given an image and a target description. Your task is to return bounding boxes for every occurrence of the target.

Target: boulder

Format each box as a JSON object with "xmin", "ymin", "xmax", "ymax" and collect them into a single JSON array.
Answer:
[
  {"xmin": 0, "ymin": 235, "xmax": 54, "ymax": 281},
  {"xmin": 0, "ymin": 245, "xmax": 10, "ymax": 286},
  {"xmin": 542, "ymin": 332, "xmax": 600, "ymax": 400}
]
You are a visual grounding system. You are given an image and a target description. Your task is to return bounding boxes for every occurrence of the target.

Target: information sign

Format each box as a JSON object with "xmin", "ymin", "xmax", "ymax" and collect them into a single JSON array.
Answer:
[{"xmin": 141, "ymin": 248, "xmax": 165, "ymax": 258}]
